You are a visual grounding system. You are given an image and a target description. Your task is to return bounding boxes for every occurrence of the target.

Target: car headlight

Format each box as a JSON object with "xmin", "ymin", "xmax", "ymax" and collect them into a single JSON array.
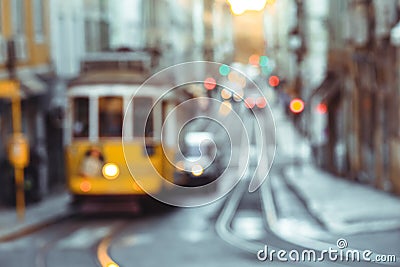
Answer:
[
  {"xmin": 191, "ymin": 164, "xmax": 204, "ymax": 177},
  {"xmin": 102, "ymin": 163, "xmax": 120, "ymax": 180}
]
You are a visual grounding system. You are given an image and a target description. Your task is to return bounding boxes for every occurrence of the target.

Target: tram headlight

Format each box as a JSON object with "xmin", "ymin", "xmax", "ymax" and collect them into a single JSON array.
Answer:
[
  {"xmin": 191, "ymin": 165, "xmax": 204, "ymax": 177},
  {"xmin": 102, "ymin": 163, "xmax": 120, "ymax": 180}
]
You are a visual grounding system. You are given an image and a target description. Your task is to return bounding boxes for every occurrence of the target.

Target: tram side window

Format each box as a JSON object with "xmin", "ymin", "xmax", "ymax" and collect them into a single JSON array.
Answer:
[
  {"xmin": 99, "ymin": 97, "xmax": 123, "ymax": 137},
  {"xmin": 133, "ymin": 97, "xmax": 153, "ymax": 138},
  {"xmin": 73, "ymin": 98, "xmax": 89, "ymax": 138}
]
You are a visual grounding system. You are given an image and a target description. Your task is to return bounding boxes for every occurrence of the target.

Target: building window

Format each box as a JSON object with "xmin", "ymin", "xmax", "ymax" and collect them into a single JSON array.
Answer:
[
  {"xmin": 12, "ymin": 0, "xmax": 24, "ymax": 35},
  {"xmin": 99, "ymin": 97, "xmax": 123, "ymax": 138},
  {"xmin": 133, "ymin": 97, "xmax": 153, "ymax": 138},
  {"xmin": 73, "ymin": 98, "xmax": 89, "ymax": 138},
  {"xmin": 11, "ymin": 0, "xmax": 27, "ymax": 60},
  {"xmin": 33, "ymin": 0, "xmax": 45, "ymax": 43}
]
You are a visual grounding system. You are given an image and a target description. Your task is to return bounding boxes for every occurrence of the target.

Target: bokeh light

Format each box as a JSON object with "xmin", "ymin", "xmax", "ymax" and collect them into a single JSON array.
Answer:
[
  {"xmin": 269, "ymin": 75, "xmax": 280, "ymax": 87},
  {"xmin": 256, "ymin": 97, "xmax": 267, "ymax": 109},
  {"xmin": 233, "ymin": 90, "xmax": 244, "ymax": 102},
  {"xmin": 259, "ymin": 56, "xmax": 269, "ymax": 67},
  {"xmin": 191, "ymin": 165, "xmax": 204, "ymax": 177},
  {"xmin": 244, "ymin": 97, "xmax": 256, "ymax": 109},
  {"xmin": 80, "ymin": 180, "xmax": 92, "ymax": 192},
  {"xmin": 261, "ymin": 66, "xmax": 272, "ymax": 75},
  {"xmin": 221, "ymin": 89, "xmax": 232, "ymax": 100},
  {"xmin": 227, "ymin": 0, "xmax": 268, "ymax": 15},
  {"xmin": 249, "ymin": 54, "xmax": 260, "ymax": 66},
  {"xmin": 219, "ymin": 65, "xmax": 231, "ymax": 76},
  {"xmin": 219, "ymin": 101, "xmax": 233, "ymax": 116},
  {"xmin": 290, "ymin": 98, "xmax": 305, "ymax": 114},
  {"xmin": 228, "ymin": 72, "xmax": 247, "ymax": 89},
  {"xmin": 204, "ymin": 77, "xmax": 217, "ymax": 90},
  {"xmin": 316, "ymin": 103, "xmax": 328, "ymax": 114}
]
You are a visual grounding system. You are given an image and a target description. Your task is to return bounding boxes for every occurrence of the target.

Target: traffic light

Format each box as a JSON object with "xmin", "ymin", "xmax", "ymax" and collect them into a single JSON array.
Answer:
[
  {"xmin": 269, "ymin": 75, "xmax": 280, "ymax": 87},
  {"xmin": 290, "ymin": 98, "xmax": 305, "ymax": 114},
  {"xmin": 316, "ymin": 103, "xmax": 327, "ymax": 114}
]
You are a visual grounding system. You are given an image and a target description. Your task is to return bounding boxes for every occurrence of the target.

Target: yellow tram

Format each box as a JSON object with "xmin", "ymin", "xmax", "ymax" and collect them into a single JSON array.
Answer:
[{"xmin": 64, "ymin": 55, "xmax": 177, "ymax": 210}]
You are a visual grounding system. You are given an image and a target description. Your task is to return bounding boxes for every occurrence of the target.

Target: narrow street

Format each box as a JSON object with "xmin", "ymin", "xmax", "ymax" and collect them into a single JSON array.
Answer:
[
  {"xmin": 1, "ymin": 1, "xmax": 400, "ymax": 266},
  {"xmin": 1, "ymin": 103, "xmax": 398, "ymax": 267}
]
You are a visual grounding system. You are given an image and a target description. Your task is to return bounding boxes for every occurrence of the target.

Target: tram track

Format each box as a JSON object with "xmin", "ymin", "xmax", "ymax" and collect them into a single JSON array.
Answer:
[
  {"xmin": 33, "ymin": 218, "xmax": 130, "ymax": 267},
  {"xmin": 214, "ymin": 113, "xmax": 353, "ymax": 266},
  {"xmin": 0, "ymin": 213, "xmax": 73, "ymax": 243},
  {"xmin": 35, "ymin": 219, "xmax": 83, "ymax": 267},
  {"xmin": 96, "ymin": 221, "xmax": 131, "ymax": 267},
  {"xmin": 215, "ymin": 177, "xmax": 269, "ymax": 254}
]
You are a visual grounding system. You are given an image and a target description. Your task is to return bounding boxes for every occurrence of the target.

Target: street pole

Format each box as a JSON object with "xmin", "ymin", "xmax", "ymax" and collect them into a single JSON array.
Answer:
[
  {"xmin": 0, "ymin": 80, "xmax": 28, "ymax": 222},
  {"xmin": 11, "ymin": 95, "xmax": 26, "ymax": 221},
  {"xmin": 6, "ymin": 40, "xmax": 29, "ymax": 222}
]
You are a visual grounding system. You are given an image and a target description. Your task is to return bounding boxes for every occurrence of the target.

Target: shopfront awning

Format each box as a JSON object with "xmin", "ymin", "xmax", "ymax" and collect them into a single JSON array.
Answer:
[
  {"xmin": 0, "ymin": 72, "xmax": 47, "ymax": 100},
  {"xmin": 19, "ymin": 72, "xmax": 47, "ymax": 98}
]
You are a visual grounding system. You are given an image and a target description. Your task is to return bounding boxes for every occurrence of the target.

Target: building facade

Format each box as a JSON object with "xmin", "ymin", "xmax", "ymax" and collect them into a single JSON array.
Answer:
[
  {"xmin": 264, "ymin": 0, "xmax": 400, "ymax": 195},
  {"xmin": 0, "ymin": 0, "xmax": 53, "ymax": 205}
]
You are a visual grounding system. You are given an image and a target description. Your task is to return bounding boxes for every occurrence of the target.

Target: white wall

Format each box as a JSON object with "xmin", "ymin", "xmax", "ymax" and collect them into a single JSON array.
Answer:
[
  {"xmin": 108, "ymin": 0, "xmax": 144, "ymax": 50},
  {"xmin": 264, "ymin": 0, "xmax": 298, "ymax": 80},
  {"xmin": 301, "ymin": 0, "xmax": 329, "ymax": 97},
  {"xmin": 50, "ymin": 0, "xmax": 85, "ymax": 78}
]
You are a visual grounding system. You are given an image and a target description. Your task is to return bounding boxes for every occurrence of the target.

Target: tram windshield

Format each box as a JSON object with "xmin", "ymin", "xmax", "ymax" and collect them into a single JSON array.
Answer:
[
  {"xmin": 73, "ymin": 98, "xmax": 89, "ymax": 138},
  {"xmin": 133, "ymin": 97, "xmax": 153, "ymax": 138},
  {"xmin": 99, "ymin": 96, "xmax": 123, "ymax": 137}
]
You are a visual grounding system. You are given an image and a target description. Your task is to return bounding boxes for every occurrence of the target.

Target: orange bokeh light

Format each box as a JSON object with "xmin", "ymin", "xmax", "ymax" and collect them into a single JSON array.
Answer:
[
  {"xmin": 249, "ymin": 54, "xmax": 260, "ymax": 66},
  {"xmin": 80, "ymin": 180, "xmax": 92, "ymax": 192},
  {"xmin": 290, "ymin": 99, "xmax": 305, "ymax": 114}
]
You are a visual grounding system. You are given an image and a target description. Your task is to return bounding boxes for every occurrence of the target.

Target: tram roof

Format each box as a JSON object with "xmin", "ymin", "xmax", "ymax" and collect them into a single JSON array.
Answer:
[{"xmin": 68, "ymin": 70, "xmax": 173, "ymax": 87}]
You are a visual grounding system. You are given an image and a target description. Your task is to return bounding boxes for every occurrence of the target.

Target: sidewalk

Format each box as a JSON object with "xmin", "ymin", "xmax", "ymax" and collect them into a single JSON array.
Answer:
[
  {"xmin": 263, "ymin": 103, "xmax": 400, "ymax": 260},
  {"xmin": 0, "ymin": 191, "xmax": 71, "ymax": 242},
  {"xmin": 284, "ymin": 165, "xmax": 400, "ymax": 235}
]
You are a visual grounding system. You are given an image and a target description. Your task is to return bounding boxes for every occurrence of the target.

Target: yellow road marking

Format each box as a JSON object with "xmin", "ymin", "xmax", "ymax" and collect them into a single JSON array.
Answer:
[{"xmin": 97, "ymin": 234, "xmax": 120, "ymax": 267}]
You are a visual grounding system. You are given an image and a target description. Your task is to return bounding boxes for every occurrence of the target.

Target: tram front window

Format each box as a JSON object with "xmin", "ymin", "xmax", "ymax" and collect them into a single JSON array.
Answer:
[
  {"xmin": 133, "ymin": 97, "xmax": 153, "ymax": 138},
  {"xmin": 99, "ymin": 97, "xmax": 123, "ymax": 137},
  {"xmin": 73, "ymin": 98, "xmax": 89, "ymax": 138}
]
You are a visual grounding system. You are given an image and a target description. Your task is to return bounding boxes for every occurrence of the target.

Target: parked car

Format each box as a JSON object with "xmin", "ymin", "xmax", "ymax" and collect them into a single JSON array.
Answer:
[{"xmin": 174, "ymin": 132, "xmax": 221, "ymax": 187}]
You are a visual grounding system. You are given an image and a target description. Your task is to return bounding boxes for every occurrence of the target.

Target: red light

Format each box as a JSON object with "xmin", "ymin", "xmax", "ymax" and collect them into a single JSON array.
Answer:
[
  {"xmin": 80, "ymin": 180, "xmax": 92, "ymax": 192},
  {"xmin": 244, "ymin": 97, "xmax": 256, "ymax": 109},
  {"xmin": 269, "ymin": 76, "xmax": 280, "ymax": 87},
  {"xmin": 316, "ymin": 103, "xmax": 327, "ymax": 114},
  {"xmin": 290, "ymin": 98, "xmax": 305, "ymax": 114},
  {"xmin": 256, "ymin": 97, "xmax": 267, "ymax": 109},
  {"xmin": 204, "ymin": 77, "xmax": 217, "ymax": 90},
  {"xmin": 249, "ymin": 54, "xmax": 260, "ymax": 66}
]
